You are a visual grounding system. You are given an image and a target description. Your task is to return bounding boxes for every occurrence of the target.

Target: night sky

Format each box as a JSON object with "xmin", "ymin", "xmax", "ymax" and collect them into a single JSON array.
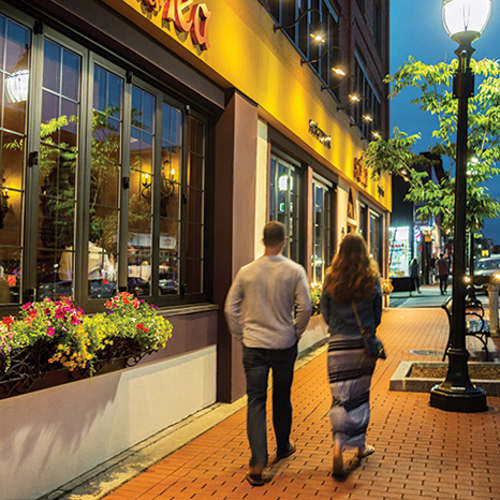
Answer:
[{"xmin": 390, "ymin": 0, "xmax": 500, "ymax": 242}]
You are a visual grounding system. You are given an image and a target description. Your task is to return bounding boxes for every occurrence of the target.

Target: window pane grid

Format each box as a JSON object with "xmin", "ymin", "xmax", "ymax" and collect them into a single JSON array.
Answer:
[
  {"xmin": 159, "ymin": 102, "xmax": 182, "ymax": 296},
  {"xmin": 185, "ymin": 116, "xmax": 205, "ymax": 295},
  {"xmin": 88, "ymin": 65, "xmax": 122, "ymax": 299},
  {"xmin": 37, "ymin": 39, "xmax": 81, "ymax": 301},
  {"xmin": 128, "ymin": 86, "xmax": 155, "ymax": 297}
]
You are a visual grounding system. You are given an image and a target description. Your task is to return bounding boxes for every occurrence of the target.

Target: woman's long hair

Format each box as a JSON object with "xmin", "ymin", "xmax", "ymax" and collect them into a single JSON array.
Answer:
[{"xmin": 323, "ymin": 233, "xmax": 380, "ymax": 303}]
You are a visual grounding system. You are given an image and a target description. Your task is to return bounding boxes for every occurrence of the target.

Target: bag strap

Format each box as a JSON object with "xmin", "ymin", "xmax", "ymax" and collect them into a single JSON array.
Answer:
[{"xmin": 352, "ymin": 302, "xmax": 366, "ymax": 336}]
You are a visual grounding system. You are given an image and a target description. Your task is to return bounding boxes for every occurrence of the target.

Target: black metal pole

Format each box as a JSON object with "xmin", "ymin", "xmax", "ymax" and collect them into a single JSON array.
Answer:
[
  {"xmin": 430, "ymin": 43, "xmax": 487, "ymax": 412},
  {"xmin": 469, "ymin": 231, "xmax": 477, "ymax": 300}
]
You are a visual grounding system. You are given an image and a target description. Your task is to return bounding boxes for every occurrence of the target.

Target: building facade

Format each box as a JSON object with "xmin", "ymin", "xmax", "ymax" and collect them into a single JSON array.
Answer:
[{"xmin": 0, "ymin": 1, "xmax": 390, "ymax": 498}]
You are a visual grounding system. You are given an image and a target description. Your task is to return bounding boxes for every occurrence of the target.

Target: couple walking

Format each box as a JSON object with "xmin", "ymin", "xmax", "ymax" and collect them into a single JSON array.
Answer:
[{"xmin": 225, "ymin": 222, "xmax": 382, "ymax": 485}]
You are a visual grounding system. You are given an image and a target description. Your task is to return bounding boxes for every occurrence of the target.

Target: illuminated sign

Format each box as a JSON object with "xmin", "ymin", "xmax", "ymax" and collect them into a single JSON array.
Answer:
[
  {"xmin": 142, "ymin": 0, "xmax": 211, "ymax": 50},
  {"xmin": 308, "ymin": 120, "xmax": 331, "ymax": 149},
  {"xmin": 353, "ymin": 157, "xmax": 368, "ymax": 187}
]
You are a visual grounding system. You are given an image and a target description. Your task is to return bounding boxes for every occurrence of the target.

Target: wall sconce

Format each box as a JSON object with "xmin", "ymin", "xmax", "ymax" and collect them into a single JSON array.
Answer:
[
  {"xmin": 141, "ymin": 173, "xmax": 151, "ymax": 201},
  {"xmin": 321, "ymin": 70, "xmax": 350, "ymax": 92},
  {"xmin": 300, "ymin": 45, "xmax": 340, "ymax": 66},
  {"xmin": 5, "ymin": 70, "xmax": 29, "ymax": 103},
  {"xmin": 274, "ymin": 8, "xmax": 324, "ymax": 42},
  {"xmin": 0, "ymin": 178, "xmax": 11, "ymax": 230},
  {"xmin": 337, "ymin": 94, "xmax": 363, "ymax": 112},
  {"xmin": 350, "ymin": 114, "xmax": 373, "ymax": 128}
]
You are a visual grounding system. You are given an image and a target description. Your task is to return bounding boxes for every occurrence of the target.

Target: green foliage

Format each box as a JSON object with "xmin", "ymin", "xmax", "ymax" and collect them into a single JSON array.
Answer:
[
  {"xmin": 365, "ymin": 56, "xmax": 500, "ymax": 233},
  {"xmin": 309, "ymin": 282, "xmax": 322, "ymax": 315}
]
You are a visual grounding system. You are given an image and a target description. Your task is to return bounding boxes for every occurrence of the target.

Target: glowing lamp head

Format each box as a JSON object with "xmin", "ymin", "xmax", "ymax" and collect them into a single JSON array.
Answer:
[{"xmin": 442, "ymin": 0, "xmax": 491, "ymax": 44}]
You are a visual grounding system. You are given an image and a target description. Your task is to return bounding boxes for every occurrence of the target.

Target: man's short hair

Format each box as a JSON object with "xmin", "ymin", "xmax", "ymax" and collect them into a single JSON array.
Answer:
[
  {"xmin": 440, "ymin": 253, "xmax": 444, "ymax": 258},
  {"xmin": 263, "ymin": 221, "xmax": 285, "ymax": 247}
]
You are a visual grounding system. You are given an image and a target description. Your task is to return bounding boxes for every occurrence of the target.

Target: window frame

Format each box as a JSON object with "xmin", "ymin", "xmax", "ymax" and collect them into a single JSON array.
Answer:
[
  {"xmin": 0, "ymin": 9, "xmax": 211, "ymax": 314},
  {"xmin": 311, "ymin": 175, "xmax": 333, "ymax": 283}
]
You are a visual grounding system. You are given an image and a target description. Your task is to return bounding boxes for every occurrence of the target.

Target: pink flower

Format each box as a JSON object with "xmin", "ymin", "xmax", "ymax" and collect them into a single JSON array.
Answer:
[
  {"xmin": 55, "ymin": 309, "xmax": 66, "ymax": 319},
  {"xmin": 21, "ymin": 302, "xmax": 32, "ymax": 310},
  {"xmin": 47, "ymin": 327, "xmax": 56, "ymax": 336}
]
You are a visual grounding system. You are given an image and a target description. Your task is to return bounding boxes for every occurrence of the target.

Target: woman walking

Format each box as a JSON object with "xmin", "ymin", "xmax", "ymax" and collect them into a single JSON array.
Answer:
[{"xmin": 321, "ymin": 233, "xmax": 382, "ymax": 478}]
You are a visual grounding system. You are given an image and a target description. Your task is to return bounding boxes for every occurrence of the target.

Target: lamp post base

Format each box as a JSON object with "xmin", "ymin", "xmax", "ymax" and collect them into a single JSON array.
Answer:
[
  {"xmin": 430, "ymin": 384, "xmax": 487, "ymax": 412},
  {"xmin": 430, "ymin": 348, "xmax": 487, "ymax": 412}
]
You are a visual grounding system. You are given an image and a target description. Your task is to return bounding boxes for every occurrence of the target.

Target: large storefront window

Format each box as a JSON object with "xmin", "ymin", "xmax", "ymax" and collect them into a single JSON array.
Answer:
[
  {"xmin": 311, "ymin": 178, "xmax": 332, "ymax": 283},
  {"xmin": 0, "ymin": 11, "xmax": 208, "ymax": 311},
  {"xmin": 269, "ymin": 154, "xmax": 300, "ymax": 262}
]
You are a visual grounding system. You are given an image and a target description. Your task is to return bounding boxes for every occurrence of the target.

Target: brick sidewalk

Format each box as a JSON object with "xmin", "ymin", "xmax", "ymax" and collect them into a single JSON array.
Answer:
[{"xmin": 103, "ymin": 308, "xmax": 500, "ymax": 500}]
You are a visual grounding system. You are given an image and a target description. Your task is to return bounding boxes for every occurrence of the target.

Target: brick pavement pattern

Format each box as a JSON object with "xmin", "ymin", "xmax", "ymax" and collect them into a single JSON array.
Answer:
[{"xmin": 103, "ymin": 308, "xmax": 500, "ymax": 500}]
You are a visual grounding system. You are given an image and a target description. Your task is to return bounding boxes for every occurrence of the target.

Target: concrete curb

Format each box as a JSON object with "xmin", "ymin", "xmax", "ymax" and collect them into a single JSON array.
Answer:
[{"xmin": 390, "ymin": 360, "xmax": 500, "ymax": 396}]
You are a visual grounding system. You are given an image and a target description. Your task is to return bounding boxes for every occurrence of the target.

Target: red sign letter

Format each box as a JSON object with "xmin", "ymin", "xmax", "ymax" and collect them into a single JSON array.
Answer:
[
  {"xmin": 163, "ymin": 0, "xmax": 193, "ymax": 32},
  {"xmin": 190, "ymin": 4, "xmax": 211, "ymax": 50}
]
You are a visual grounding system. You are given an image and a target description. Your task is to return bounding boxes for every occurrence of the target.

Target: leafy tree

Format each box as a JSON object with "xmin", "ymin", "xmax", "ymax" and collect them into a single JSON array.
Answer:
[{"xmin": 364, "ymin": 56, "xmax": 500, "ymax": 235}]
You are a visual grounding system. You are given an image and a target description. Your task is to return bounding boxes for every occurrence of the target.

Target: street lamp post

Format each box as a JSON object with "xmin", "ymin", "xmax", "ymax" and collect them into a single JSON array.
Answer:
[{"xmin": 430, "ymin": 0, "xmax": 491, "ymax": 412}]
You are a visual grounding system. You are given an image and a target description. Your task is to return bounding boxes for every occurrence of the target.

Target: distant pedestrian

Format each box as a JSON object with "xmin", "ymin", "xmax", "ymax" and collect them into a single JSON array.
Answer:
[
  {"xmin": 444, "ymin": 252, "xmax": 452, "ymax": 273},
  {"xmin": 429, "ymin": 253, "xmax": 437, "ymax": 283},
  {"xmin": 410, "ymin": 258, "xmax": 421, "ymax": 295},
  {"xmin": 224, "ymin": 221, "xmax": 312, "ymax": 486},
  {"xmin": 321, "ymin": 233, "xmax": 382, "ymax": 479},
  {"xmin": 435, "ymin": 253, "xmax": 450, "ymax": 294}
]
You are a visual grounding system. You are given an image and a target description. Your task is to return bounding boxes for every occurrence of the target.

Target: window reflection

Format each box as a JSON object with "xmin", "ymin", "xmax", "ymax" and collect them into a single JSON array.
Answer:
[
  {"xmin": 0, "ymin": 15, "xmax": 30, "ymax": 305},
  {"xmin": 0, "ymin": 10, "xmax": 209, "ymax": 308},
  {"xmin": 311, "ymin": 181, "xmax": 331, "ymax": 283},
  {"xmin": 159, "ymin": 102, "xmax": 182, "ymax": 296},
  {"xmin": 87, "ymin": 65, "xmax": 122, "ymax": 299},
  {"xmin": 128, "ymin": 86, "xmax": 155, "ymax": 297},
  {"xmin": 270, "ymin": 155, "xmax": 298, "ymax": 261},
  {"xmin": 37, "ymin": 40, "xmax": 81, "ymax": 301}
]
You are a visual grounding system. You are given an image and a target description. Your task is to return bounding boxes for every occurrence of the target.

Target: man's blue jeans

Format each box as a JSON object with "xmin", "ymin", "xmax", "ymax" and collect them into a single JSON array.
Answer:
[{"xmin": 242, "ymin": 343, "xmax": 297, "ymax": 468}]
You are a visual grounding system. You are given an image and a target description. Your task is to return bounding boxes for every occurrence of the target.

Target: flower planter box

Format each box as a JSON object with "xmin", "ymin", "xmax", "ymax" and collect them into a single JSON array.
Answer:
[{"xmin": 0, "ymin": 338, "xmax": 156, "ymax": 400}]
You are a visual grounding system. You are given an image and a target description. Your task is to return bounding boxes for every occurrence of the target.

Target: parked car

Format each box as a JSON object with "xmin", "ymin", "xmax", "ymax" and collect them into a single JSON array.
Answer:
[{"xmin": 472, "ymin": 255, "xmax": 500, "ymax": 289}]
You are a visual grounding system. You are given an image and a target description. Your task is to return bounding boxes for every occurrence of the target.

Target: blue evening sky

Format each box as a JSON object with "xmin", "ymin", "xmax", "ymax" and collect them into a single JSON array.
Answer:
[{"xmin": 390, "ymin": 0, "xmax": 500, "ymax": 242}]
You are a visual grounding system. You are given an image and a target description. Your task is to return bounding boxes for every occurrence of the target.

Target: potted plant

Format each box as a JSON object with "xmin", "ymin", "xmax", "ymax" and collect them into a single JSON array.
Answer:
[
  {"xmin": 380, "ymin": 278, "xmax": 394, "ymax": 308},
  {"xmin": 309, "ymin": 282, "xmax": 323, "ymax": 316}
]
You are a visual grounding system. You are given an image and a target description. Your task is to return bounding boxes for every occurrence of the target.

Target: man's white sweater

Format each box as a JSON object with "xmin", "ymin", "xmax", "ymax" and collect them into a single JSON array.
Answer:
[{"xmin": 224, "ymin": 255, "xmax": 312, "ymax": 350}]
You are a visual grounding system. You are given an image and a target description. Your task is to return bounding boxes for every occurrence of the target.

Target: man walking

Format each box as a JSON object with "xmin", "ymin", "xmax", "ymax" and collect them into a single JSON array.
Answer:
[
  {"xmin": 435, "ymin": 252, "xmax": 450, "ymax": 295},
  {"xmin": 224, "ymin": 221, "xmax": 312, "ymax": 486}
]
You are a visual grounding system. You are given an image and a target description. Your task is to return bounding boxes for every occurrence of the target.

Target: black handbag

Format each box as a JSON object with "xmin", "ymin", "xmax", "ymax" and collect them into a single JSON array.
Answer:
[{"xmin": 352, "ymin": 302, "xmax": 386, "ymax": 360}]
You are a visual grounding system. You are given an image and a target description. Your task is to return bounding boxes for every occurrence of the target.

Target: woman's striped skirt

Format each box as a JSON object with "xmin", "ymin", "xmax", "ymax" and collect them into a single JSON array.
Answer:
[{"xmin": 327, "ymin": 333, "xmax": 377, "ymax": 449}]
